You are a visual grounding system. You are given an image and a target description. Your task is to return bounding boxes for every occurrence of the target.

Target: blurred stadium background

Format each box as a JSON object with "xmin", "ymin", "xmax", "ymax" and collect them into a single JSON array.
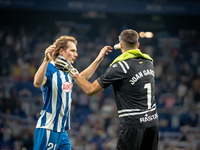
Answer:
[{"xmin": 0, "ymin": 0, "xmax": 200, "ymax": 149}]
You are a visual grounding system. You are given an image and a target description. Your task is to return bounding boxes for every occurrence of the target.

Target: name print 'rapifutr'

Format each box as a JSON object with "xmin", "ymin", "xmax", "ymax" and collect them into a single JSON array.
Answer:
[{"xmin": 129, "ymin": 69, "xmax": 155, "ymax": 85}]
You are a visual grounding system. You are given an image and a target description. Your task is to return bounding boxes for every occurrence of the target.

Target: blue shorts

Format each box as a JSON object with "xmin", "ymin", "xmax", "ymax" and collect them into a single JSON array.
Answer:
[{"xmin": 33, "ymin": 128, "xmax": 71, "ymax": 150}]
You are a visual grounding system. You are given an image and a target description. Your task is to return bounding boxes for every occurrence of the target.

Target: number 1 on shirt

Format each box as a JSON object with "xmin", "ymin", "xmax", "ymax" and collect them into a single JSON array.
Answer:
[{"xmin": 144, "ymin": 83, "xmax": 151, "ymax": 109}]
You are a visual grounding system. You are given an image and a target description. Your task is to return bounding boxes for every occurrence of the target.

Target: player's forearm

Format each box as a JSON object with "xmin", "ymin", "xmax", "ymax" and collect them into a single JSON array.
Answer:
[
  {"xmin": 33, "ymin": 59, "xmax": 49, "ymax": 88},
  {"xmin": 75, "ymin": 77, "xmax": 103, "ymax": 96},
  {"xmin": 80, "ymin": 58, "xmax": 102, "ymax": 80}
]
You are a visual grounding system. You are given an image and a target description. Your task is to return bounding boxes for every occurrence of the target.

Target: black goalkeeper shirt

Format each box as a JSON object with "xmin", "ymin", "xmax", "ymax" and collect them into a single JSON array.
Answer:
[{"xmin": 97, "ymin": 58, "xmax": 159, "ymax": 129}]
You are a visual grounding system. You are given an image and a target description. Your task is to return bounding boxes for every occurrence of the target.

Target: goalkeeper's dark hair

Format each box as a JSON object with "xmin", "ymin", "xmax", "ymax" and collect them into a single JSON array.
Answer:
[
  {"xmin": 120, "ymin": 29, "xmax": 139, "ymax": 50},
  {"xmin": 53, "ymin": 36, "xmax": 77, "ymax": 61}
]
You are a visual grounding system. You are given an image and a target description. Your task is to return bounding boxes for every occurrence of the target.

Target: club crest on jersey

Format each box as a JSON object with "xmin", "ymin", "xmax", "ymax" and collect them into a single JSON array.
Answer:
[{"xmin": 62, "ymin": 82, "xmax": 72, "ymax": 93}]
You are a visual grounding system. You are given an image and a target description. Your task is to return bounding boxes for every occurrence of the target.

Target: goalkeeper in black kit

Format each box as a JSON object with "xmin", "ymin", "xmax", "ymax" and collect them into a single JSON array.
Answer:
[{"xmin": 55, "ymin": 29, "xmax": 159, "ymax": 150}]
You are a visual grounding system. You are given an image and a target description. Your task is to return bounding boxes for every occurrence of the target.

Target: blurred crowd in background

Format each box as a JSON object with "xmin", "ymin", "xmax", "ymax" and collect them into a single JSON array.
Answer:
[{"xmin": 0, "ymin": 10, "xmax": 200, "ymax": 150}]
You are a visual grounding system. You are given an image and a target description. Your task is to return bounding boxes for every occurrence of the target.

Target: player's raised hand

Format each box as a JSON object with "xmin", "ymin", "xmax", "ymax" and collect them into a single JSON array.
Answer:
[
  {"xmin": 45, "ymin": 45, "xmax": 56, "ymax": 62},
  {"xmin": 96, "ymin": 46, "xmax": 113, "ymax": 62}
]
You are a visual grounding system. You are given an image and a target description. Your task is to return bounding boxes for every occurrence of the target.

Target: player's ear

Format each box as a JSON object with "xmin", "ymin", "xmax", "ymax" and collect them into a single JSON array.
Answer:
[
  {"xmin": 137, "ymin": 42, "xmax": 140, "ymax": 48},
  {"xmin": 59, "ymin": 48, "xmax": 64, "ymax": 55},
  {"xmin": 120, "ymin": 42, "xmax": 123, "ymax": 49}
]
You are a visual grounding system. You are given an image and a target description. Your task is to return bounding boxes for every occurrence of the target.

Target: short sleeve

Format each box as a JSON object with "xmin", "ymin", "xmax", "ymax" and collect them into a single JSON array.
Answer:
[
  {"xmin": 41, "ymin": 63, "xmax": 53, "ymax": 91},
  {"xmin": 97, "ymin": 63, "xmax": 127, "ymax": 89}
]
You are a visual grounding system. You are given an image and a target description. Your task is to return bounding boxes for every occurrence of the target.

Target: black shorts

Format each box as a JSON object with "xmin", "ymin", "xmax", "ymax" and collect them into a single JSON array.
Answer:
[{"xmin": 117, "ymin": 126, "xmax": 159, "ymax": 150}]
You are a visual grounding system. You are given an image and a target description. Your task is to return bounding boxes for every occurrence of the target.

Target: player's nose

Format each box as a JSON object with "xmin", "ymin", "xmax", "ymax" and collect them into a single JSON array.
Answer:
[{"xmin": 75, "ymin": 52, "xmax": 78, "ymax": 57}]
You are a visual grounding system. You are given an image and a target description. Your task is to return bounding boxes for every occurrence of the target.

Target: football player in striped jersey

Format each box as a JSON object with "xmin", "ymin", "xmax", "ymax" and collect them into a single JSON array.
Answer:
[{"xmin": 33, "ymin": 35, "xmax": 112, "ymax": 150}]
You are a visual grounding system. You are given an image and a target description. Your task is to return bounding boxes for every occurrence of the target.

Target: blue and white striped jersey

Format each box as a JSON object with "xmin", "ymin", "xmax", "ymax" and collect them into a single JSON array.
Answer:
[{"xmin": 36, "ymin": 61, "xmax": 74, "ymax": 132}]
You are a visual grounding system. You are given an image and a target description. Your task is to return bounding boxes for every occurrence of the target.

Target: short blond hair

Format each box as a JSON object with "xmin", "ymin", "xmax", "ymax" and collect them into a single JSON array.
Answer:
[{"xmin": 53, "ymin": 36, "xmax": 77, "ymax": 61}]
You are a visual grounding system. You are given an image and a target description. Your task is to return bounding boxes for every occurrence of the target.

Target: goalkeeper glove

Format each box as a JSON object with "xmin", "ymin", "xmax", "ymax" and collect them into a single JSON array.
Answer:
[{"xmin": 55, "ymin": 55, "xmax": 80, "ymax": 79}]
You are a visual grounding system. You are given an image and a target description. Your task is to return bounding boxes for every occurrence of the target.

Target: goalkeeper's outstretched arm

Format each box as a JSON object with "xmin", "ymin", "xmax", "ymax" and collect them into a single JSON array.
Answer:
[{"xmin": 75, "ymin": 76, "xmax": 104, "ymax": 96}]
